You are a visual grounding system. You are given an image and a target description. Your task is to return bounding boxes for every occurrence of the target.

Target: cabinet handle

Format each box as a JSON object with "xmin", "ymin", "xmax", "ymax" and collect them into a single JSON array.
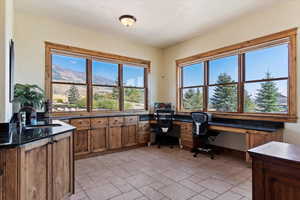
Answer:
[{"xmin": 0, "ymin": 168, "xmax": 3, "ymax": 176}]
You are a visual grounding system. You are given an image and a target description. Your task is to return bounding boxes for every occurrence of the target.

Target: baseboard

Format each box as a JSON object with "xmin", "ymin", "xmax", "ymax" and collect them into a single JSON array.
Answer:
[
  {"xmin": 75, "ymin": 143, "xmax": 147, "ymax": 160},
  {"xmin": 210, "ymin": 145, "xmax": 245, "ymax": 160}
]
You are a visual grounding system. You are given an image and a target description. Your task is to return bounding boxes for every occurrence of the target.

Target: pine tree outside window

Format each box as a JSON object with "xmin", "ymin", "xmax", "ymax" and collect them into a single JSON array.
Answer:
[
  {"xmin": 180, "ymin": 63, "xmax": 204, "ymax": 111},
  {"xmin": 177, "ymin": 29, "xmax": 296, "ymax": 121},
  {"xmin": 208, "ymin": 55, "xmax": 238, "ymax": 112}
]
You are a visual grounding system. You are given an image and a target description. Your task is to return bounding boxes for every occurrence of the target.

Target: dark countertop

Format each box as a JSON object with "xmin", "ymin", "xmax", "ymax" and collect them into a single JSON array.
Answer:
[
  {"xmin": 0, "ymin": 120, "xmax": 76, "ymax": 148},
  {"xmin": 51, "ymin": 112, "xmax": 149, "ymax": 120},
  {"xmin": 46, "ymin": 112, "xmax": 284, "ymax": 133},
  {"xmin": 249, "ymin": 142, "xmax": 300, "ymax": 163},
  {"xmin": 140, "ymin": 114, "xmax": 283, "ymax": 132}
]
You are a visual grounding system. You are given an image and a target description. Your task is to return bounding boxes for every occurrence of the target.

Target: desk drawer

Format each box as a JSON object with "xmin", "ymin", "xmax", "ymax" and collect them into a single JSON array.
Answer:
[
  {"xmin": 70, "ymin": 119, "xmax": 90, "ymax": 130},
  {"xmin": 109, "ymin": 117, "xmax": 124, "ymax": 127},
  {"xmin": 124, "ymin": 116, "xmax": 138, "ymax": 125},
  {"xmin": 91, "ymin": 118, "xmax": 108, "ymax": 129}
]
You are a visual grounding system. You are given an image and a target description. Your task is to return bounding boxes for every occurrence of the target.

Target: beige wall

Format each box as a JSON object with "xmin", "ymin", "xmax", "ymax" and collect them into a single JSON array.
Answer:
[
  {"xmin": 0, "ymin": 0, "xmax": 13, "ymax": 122},
  {"xmin": 161, "ymin": 1, "xmax": 300, "ymax": 149},
  {"xmin": 13, "ymin": 1, "xmax": 300, "ymax": 148},
  {"xmin": 14, "ymin": 12, "xmax": 163, "ymax": 108}
]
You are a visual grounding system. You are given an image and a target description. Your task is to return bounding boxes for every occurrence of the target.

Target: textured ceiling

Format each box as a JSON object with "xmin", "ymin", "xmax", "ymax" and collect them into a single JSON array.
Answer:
[{"xmin": 15, "ymin": 0, "xmax": 283, "ymax": 48}]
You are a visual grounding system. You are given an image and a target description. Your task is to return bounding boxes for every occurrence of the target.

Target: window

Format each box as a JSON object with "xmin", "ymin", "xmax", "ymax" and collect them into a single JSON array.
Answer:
[
  {"xmin": 244, "ymin": 44, "xmax": 289, "ymax": 113},
  {"xmin": 180, "ymin": 63, "xmax": 204, "ymax": 111},
  {"xmin": 208, "ymin": 55, "xmax": 238, "ymax": 112},
  {"xmin": 176, "ymin": 29, "xmax": 297, "ymax": 122},
  {"xmin": 123, "ymin": 65, "xmax": 146, "ymax": 110},
  {"xmin": 46, "ymin": 42, "xmax": 150, "ymax": 113},
  {"xmin": 92, "ymin": 60, "xmax": 119, "ymax": 111},
  {"xmin": 51, "ymin": 54, "xmax": 87, "ymax": 112}
]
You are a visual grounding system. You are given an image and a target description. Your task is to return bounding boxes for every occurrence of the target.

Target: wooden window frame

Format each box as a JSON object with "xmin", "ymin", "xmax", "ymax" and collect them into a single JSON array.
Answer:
[
  {"xmin": 180, "ymin": 62, "xmax": 205, "ymax": 112},
  {"xmin": 176, "ymin": 28, "xmax": 297, "ymax": 122},
  {"xmin": 45, "ymin": 42, "xmax": 150, "ymax": 116}
]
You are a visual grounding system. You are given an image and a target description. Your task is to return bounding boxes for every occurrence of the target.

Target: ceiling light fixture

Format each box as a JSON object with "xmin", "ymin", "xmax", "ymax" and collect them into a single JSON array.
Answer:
[{"xmin": 119, "ymin": 15, "xmax": 137, "ymax": 27}]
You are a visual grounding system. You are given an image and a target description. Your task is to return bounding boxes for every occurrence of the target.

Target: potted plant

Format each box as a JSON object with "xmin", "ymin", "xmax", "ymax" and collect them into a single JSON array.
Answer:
[{"xmin": 13, "ymin": 83, "xmax": 45, "ymax": 123}]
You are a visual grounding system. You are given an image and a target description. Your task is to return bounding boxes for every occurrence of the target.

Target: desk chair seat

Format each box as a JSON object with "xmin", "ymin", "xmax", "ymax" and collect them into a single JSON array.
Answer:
[{"xmin": 192, "ymin": 112, "xmax": 219, "ymax": 159}]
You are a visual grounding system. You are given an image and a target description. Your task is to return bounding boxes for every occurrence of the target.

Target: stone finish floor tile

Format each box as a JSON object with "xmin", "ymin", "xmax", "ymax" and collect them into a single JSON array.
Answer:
[{"xmin": 69, "ymin": 146, "xmax": 252, "ymax": 200}]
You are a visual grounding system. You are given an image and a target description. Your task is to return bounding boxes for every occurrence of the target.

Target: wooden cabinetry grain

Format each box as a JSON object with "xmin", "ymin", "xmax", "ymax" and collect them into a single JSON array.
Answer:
[
  {"xmin": 90, "ymin": 128, "xmax": 108, "ymax": 152},
  {"xmin": 52, "ymin": 133, "xmax": 74, "ymax": 200},
  {"xmin": 122, "ymin": 125, "xmax": 138, "ymax": 147},
  {"xmin": 18, "ymin": 132, "xmax": 74, "ymax": 200},
  {"xmin": 249, "ymin": 142, "xmax": 300, "ymax": 200},
  {"xmin": 109, "ymin": 127, "xmax": 122, "ymax": 149},
  {"xmin": 73, "ymin": 130, "xmax": 90, "ymax": 155},
  {"xmin": 19, "ymin": 138, "xmax": 50, "ymax": 200}
]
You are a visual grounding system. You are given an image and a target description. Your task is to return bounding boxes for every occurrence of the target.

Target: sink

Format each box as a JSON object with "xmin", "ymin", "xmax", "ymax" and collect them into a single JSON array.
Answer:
[{"xmin": 24, "ymin": 124, "xmax": 62, "ymax": 129}]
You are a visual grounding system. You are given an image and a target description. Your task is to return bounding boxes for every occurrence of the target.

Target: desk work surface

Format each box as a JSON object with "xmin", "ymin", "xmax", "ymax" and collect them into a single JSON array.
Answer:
[{"xmin": 141, "ymin": 114, "xmax": 284, "ymax": 133}]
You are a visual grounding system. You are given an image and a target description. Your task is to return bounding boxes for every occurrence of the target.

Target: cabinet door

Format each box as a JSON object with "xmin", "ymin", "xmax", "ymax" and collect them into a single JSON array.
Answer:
[
  {"xmin": 74, "ymin": 130, "xmax": 90, "ymax": 156},
  {"xmin": 19, "ymin": 138, "xmax": 51, "ymax": 200},
  {"xmin": 0, "ymin": 151, "xmax": 4, "ymax": 200},
  {"xmin": 52, "ymin": 132, "xmax": 74, "ymax": 200},
  {"xmin": 109, "ymin": 127, "xmax": 122, "ymax": 149},
  {"xmin": 90, "ymin": 128, "xmax": 108, "ymax": 152},
  {"xmin": 122, "ymin": 125, "xmax": 137, "ymax": 147}
]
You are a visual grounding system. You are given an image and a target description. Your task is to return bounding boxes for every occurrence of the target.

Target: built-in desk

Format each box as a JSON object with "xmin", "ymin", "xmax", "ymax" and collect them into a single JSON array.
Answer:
[
  {"xmin": 208, "ymin": 124, "xmax": 283, "ymax": 162},
  {"xmin": 148, "ymin": 115, "xmax": 284, "ymax": 162}
]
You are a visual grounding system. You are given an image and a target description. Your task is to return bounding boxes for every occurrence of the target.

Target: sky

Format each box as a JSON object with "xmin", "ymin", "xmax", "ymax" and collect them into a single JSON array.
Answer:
[
  {"xmin": 52, "ymin": 54, "xmax": 144, "ymax": 87},
  {"xmin": 183, "ymin": 43, "xmax": 289, "ymax": 99}
]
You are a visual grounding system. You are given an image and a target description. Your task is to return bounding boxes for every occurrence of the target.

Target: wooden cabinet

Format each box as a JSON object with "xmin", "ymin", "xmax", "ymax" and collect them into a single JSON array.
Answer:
[
  {"xmin": 0, "ymin": 149, "xmax": 18, "ymax": 200},
  {"xmin": 90, "ymin": 128, "xmax": 108, "ymax": 152},
  {"xmin": 52, "ymin": 133, "xmax": 74, "ymax": 200},
  {"xmin": 109, "ymin": 127, "xmax": 122, "ymax": 149},
  {"xmin": 122, "ymin": 116, "xmax": 138, "ymax": 147},
  {"xmin": 71, "ymin": 119, "xmax": 91, "ymax": 156},
  {"xmin": 122, "ymin": 125, "xmax": 138, "ymax": 147},
  {"xmin": 138, "ymin": 121, "xmax": 150, "ymax": 144},
  {"xmin": 19, "ymin": 132, "xmax": 74, "ymax": 200},
  {"xmin": 249, "ymin": 142, "xmax": 300, "ymax": 200},
  {"xmin": 0, "ymin": 151, "xmax": 4, "ymax": 200},
  {"xmin": 71, "ymin": 116, "xmax": 141, "ymax": 159},
  {"xmin": 19, "ymin": 138, "xmax": 51, "ymax": 200},
  {"xmin": 73, "ymin": 130, "xmax": 89, "ymax": 155}
]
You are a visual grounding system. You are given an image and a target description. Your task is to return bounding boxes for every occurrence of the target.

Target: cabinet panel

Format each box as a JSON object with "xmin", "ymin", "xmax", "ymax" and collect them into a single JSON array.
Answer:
[
  {"xmin": 70, "ymin": 119, "xmax": 90, "ymax": 130},
  {"xmin": 20, "ymin": 140, "xmax": 50, "ymax": 200},
  {"xmin": 109, "ymin": 127, "xmax": 122, "ymax": 149},
  {"xmin": 123, "ymin": 125, "xmax": 137, "ymax": 147},
  {"xmin": 74, "ymin": 130, "xmax": 90, "ymax": 155},
  {"xmin": 90, "ymin": 128, "xmax": 108, "ymax": 152},
  {"xmin": 0, "ymin": 151, "xmax": 3, "ymax": 200},
  {"xmin": 52, "ymin": 133, "xmax": 73, "ymax": 200},
  {"xmin": 124, "ymin": 116, "xmax": 138, "ymax": 125},
  {"xmin": 109, "ymin": 117, "xmax": 124, "ymax": 127},
  {"xmin": 91, "ymin": 118, "xmax": 108, "ymax": 129}
]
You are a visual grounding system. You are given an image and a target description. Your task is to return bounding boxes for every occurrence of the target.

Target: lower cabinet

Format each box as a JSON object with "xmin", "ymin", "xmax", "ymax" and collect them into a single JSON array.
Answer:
[
  {"xmin": 90, "ymin": 127, "xmax": 109, "ymax": 152},
  {"xmin": 0, "ymin": 151, "xmax": 4, "ymax": 200},
  {"xmin": 122, "ymin": 124, "xmax": 138, "ymax": 147},
  {"xmin": 109, "ymin": 126, "xmax": 122, "ymax": 149},
  {"xmin": 52, "ymin": 133, "xmax": 74, "ymax": 200},
  {"xmin": 19, "ymin": 132, "xmax": 74, "ymax": 200},
  {"xmin": 73, "ymin": 130, "xmax": 89, "ymax": 155},
  {"xmin": 71, "ymin": 116, "xmax": 149, "ymax": 159}
]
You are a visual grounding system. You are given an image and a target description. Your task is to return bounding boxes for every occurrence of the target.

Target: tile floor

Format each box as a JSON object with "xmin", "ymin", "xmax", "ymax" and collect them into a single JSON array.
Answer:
[{"xmin": 68, "ymin": 146, "xmax": 252, "ymax": 200}]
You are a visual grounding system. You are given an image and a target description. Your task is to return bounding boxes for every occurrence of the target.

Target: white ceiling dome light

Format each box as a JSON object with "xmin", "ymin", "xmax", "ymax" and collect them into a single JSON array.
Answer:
[{"xmin": 119, "ymin": 15, "xmax": 137, "ymax": 27}]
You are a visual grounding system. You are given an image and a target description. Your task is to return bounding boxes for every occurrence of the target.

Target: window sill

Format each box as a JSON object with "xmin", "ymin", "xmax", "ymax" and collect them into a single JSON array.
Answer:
[{"xmin": 50, "ymin": 110, "xmax": 149, "ymax": 118}]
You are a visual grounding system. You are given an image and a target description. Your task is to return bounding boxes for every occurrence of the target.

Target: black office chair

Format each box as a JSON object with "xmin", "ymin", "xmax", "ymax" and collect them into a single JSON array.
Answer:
[
  {"xmin": 191, "ymin": 112, "xmax": 218, "ymax": 159},
  {"xmin": 151, "ymin": 110, "xmax": 180, "ymax": 148}
]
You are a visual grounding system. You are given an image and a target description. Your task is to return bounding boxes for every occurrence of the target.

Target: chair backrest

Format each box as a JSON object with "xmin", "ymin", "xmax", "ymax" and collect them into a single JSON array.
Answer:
[
  {"xmin": 155, "ymin": 110, "xmax": 174, "ymax": 131},
  {"xmin": 191, "ymin": 112, "xmax": 208, "ymax": 136}
]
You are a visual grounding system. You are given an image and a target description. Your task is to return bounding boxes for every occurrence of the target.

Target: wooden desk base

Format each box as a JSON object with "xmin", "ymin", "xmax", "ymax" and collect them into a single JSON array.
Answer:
[{"xmin": 150, "ymin": 120, "xmax": 283, "ymax": 162}]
